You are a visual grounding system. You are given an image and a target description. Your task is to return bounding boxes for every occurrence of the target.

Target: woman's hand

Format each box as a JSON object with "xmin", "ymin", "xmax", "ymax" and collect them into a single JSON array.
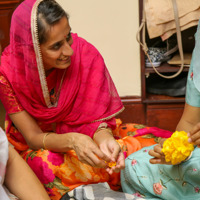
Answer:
[
  {"xmin": 93, "ymin": 129, "xmax": 125, "ymax": 174},
  {"xmin": 71, "ymin": 133, "xmax": 111, "ymax": 169},
  {"xmin": 98, "ymin": 138, "xmax": 125, "ymax": 175},
  {"xmin": 188, "ymin": 122, "xmax": 200, "ymax": 147},
  {"xmin": 149, "ymin": 139, "xmax": 172, "ymax": 165}
]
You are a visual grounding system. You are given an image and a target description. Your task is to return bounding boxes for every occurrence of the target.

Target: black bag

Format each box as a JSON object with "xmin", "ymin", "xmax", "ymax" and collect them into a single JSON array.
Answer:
[{"xmin": 146, "ymin": 73, "xmax": 187, "ymax": 97}]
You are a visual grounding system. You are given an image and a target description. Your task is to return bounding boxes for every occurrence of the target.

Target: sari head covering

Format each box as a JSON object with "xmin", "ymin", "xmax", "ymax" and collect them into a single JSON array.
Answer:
[{"xmin": 0, "ymin": 0, "xmax": 124, "ymax": 150}]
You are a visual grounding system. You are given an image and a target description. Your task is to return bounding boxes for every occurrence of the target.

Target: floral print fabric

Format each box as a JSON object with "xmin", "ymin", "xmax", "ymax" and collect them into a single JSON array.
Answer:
[
  {"xmin": 0, "ymin": 75, "xmax": 23, "ymax": 114},
  {"xmin": 121, "ymin": 145, "xmax": 200, "ymax": 200},
  {"xmin": 18, "ymin": 121, "xmax": 164, "ymax": 200}
]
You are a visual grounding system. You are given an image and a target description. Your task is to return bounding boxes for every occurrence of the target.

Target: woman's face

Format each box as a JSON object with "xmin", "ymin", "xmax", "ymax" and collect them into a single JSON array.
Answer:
[{"xmin": 40, "ymin": 16, "xmax": 73, "ymax": 74}]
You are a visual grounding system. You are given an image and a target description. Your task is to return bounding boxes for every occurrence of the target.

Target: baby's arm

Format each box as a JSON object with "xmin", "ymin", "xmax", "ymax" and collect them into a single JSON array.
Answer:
[{"xmin": 4, "ymin": 146, "xmax": 50, "ymax": 200}]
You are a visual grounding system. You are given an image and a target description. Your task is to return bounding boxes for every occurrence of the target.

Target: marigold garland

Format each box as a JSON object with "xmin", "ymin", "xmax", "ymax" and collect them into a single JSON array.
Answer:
[{"xmin": 162, "ymin": 131, "xmax": 194, "ymax": 165}]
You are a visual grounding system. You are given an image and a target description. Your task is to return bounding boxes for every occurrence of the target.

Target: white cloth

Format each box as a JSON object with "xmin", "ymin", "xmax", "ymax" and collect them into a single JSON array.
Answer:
[
  {"xmin": 61, "ymin": 182, "xmax": 144, "ymax": 200},
  {"xmin": 0, "ymin": 127, "xmax": 10, "ymax": 200}
]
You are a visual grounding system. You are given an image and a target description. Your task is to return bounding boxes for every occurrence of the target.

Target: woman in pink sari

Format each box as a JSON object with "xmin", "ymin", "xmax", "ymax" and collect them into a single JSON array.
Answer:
[{"xmin": 0, "ymin": 0, "xmax": 165, "ymax": 199}]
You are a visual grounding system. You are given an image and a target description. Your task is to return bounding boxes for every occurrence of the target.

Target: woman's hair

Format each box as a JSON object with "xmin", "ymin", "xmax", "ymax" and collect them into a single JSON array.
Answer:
[{"xmin": 37, "ymin": 0, "xmax": 69, "ymax": 44}]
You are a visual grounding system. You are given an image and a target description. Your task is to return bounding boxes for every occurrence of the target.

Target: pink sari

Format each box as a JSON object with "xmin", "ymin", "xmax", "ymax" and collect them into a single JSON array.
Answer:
[
  {"xmin": 0, "ymin": 0, "xmax": 128, "ymax": 198},
  {"xmin": 0, "ymin": 0, "xmax": 124, "ymax": 151}
]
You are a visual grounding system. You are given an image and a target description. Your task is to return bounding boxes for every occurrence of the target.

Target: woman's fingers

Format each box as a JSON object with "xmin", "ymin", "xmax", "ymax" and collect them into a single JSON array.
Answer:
[
  {"xmin": 110, "ymin": 143, "xmax": 121, "ymax": 161},
  {"xmin": 188, "ymin": 123, "xmax": 200, "ymax": 144},
  {"xmin": 81, "ymin": 155, "xmax": 98, "ymax": 167},
  {"xmin": 189, "ymin": 123, "xmax": 200, "ymax": 136},
  {"xmin": 74, "ymin": 134, "xmax": 111, "ymax": 167},
  {"xmin": 85, "ymin": 146, "xmax": 112, "ymax": 168},
  {"xmin": 116, "ymin": 151, "xmax": 125, "ymax": 168},
  {"xmin": 100, "ymin": 141, "xmax": 125, "ymax": 174},
  {"xmin": 75, "ymin": 134, "xmax": 125, "ymax": 171},
  {"xmin": 188, "ymin": 131, "xmax": 200, "ymax": 145},
  {"xmin": 106, "ymin": 151, "xmax": 125, "ymax": 174},
  {"xmin": 95, "ymin": 148, "xmax": 111, "ymax": 163},
  {"xmin": 79, "ymin": 150, "xmax": 109, "ymax": 168}
]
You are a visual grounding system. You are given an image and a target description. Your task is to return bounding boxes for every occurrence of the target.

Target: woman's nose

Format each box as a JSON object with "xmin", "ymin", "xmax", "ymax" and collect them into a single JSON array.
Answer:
[{"xmin": 63, "ymin": 41, "xmax": 74, "ymax": 56}]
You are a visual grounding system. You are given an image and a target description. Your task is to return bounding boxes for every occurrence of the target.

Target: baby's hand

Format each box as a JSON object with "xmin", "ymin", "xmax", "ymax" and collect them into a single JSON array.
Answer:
[{"xmin": 149, "ymin": 144, "xmax": 171, "ymax": 164}]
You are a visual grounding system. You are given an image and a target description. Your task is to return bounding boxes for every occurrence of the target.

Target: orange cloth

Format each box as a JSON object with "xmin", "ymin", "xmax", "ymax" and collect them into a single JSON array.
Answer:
[{"xmin": 19, "ymin": 120, "xmax": 158, "ymax": 200}]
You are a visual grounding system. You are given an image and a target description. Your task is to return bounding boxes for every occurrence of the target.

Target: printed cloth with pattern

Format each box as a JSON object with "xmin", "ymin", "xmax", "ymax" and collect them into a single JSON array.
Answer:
[{"xmin": 121, "ymin": 145, "xmax": 200, "ymax": 200}]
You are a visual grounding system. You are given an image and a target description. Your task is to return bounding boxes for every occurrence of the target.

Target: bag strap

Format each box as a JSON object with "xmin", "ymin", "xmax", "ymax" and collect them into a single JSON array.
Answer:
[{"xmin": 136, "ymin": 0, "xmax": 184, "ymax": 79}]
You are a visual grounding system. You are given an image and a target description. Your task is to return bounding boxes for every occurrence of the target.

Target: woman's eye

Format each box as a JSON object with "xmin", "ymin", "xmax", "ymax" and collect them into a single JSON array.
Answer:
[
  {"xmin": 66, "ymin": 32, "xmax": 71, "ymax": 42},
  {"xmin": 52, "ymin": 43, "xmax": 61, "ymax": 50}
]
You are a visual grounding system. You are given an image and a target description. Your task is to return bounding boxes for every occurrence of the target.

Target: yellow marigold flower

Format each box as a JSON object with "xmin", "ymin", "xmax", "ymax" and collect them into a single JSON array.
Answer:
[
  {"xmin": 96, "ymin": 154, "xmax": 117, "ymax": 168},
  {"xmin": 162, "ymin": 131, "xmax": 194, "ymax": 165},
  {"xmin": 105, "ymin": 161, "xmax": 117, "ymax": 168}
]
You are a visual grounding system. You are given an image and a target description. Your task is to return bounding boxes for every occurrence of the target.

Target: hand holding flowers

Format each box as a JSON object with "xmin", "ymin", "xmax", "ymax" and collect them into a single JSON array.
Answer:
[
  {"xmin": 162, "ymin": 131, "xmax": 194, "ymax": 165},
  {"xmin": 149, "ymin": 131, "xmax": 194, "ymax": 165}
]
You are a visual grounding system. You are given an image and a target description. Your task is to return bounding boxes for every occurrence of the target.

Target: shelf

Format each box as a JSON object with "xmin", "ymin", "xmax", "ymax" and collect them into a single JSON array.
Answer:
[
  {"xmin": 143, "ymin": 93, "xmax": 185, "ymax": 104},
  {"xmin": 145, "ymin": 62, "xmax": 189, "ymax": 75}
]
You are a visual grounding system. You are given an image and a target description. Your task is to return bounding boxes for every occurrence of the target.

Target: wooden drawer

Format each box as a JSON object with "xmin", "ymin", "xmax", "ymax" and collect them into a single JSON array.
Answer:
[{"xmin": 146, "ymin": 103, "xmax": 185, "ymax": 132}]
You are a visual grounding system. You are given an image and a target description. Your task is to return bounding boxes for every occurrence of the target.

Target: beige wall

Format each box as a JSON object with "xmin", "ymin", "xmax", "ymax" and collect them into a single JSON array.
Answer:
[{"xmin": 58, "ymin": 0, "xmax": 141, "ymax": 97}]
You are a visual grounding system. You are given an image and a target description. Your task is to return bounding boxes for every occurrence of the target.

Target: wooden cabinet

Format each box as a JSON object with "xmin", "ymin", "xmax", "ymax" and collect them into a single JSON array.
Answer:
[
  {"xmin": 139, "ymin": 0, "xmax": 196, "ymax": 132},
  {"xmin": 0, "ymin": 0, "xmax": 23, "ymax": 51},
  {"xmin": 146, "ymin": 103, "xmax": 184, "ymax": 131}
]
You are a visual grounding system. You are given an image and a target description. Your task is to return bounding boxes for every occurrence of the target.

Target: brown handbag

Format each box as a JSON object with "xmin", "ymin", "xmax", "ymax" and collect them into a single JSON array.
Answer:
[{"xmin": 137, "ymin": 0, "xmax": 184, "ymax": 79}]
